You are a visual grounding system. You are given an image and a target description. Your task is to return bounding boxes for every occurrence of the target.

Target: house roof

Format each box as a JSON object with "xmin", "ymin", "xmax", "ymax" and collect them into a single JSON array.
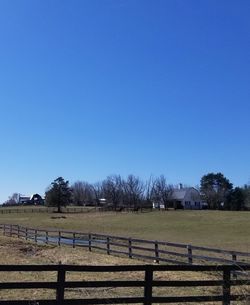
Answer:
[
  {"xmin": 170, "ymin": 189, "xmax": 188, "ymax": 200},
  {"xmin": 19, "ymin": 196, "xmax": 31, "ymax": 200},
  {"xmin": 170, "ymin": 187, "xmax": 200, "ymax": 201}
]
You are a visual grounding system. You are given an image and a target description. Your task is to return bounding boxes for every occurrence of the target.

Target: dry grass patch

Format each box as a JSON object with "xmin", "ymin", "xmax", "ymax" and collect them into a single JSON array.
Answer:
[{"xmin": 0, "ymin": 236, "xmax": 249, "ymax": 304}]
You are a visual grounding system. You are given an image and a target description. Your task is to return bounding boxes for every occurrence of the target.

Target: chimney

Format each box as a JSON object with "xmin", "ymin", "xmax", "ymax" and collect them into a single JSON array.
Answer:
[{"xmin": 179, "ymin": 183, "xmax": 183, "ymax": 190}]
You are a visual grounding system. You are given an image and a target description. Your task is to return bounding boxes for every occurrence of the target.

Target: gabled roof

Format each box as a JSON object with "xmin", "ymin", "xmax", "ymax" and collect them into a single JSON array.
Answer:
[
  {"xmin": 170, "ymin": 187, "xmax": 199, "ymax": 201},
  {"xmin": 170, "ymin": 189, "xmax": 188, "ymax": 200}
]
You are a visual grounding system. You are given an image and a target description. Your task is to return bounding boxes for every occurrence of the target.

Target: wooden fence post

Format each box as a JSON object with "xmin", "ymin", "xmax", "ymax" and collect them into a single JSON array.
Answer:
[
  {"xmin": 58, "ymin": 231, "xmax": 61, "ymax": 246},
  {"xmin": 25, "ymin": 228, "xmax": 28, "ymax": 240},
  {"xmin": 187, "ymin": 245, "xmax": 193, "ymax": 264},
  {"xmin": 3, "ymin": 224, "xmax": 5, "ymax": 236},
  {"xmin": 73, "ymin": 233, "xmax": 76, "ymax": 248},
  {"xmin": 107, "ymin": 237, "xmax": 110, "ymax": 255},
  {"xmin": 35, "ymin": 230, "xmax": 37, "ymax": 243},
  {"xmin": 14, "ymin": 225, "xmax": 17, "ymax": 235},
  {"xmin": 232, "ymin": 253, "xmax": 237, "ymax": 279},
  {"xmin": 10, "ymin": 225, "xmax": 12, "ymax": 237},
  {"xmin": 56, "ymin": 263, "xmax": 66, "ymax": 305},
  {"xmin": 128, "ymin": 238, "xmax": 132, "ymax": 259},
  {"xmin": 144, "ymin": 265, "xmax": 153, "ymax": 305},
  {"xmin": 46, "ymin": 231, "xmax": 48, "ymax": 244},
  {"xmin": 17, "ymin": 226, "xmax": 20, "ymax": 238},
  {"xmin": 154, "ymin": 241, "xmax": 159, "ymax": 263},
  {"xmin": 88, "ymin": 233, "xmax": 92, "ymax": 252},
  {"xmin": 222, "ymin": 267, "xmax": 231, "ymax": 305}
]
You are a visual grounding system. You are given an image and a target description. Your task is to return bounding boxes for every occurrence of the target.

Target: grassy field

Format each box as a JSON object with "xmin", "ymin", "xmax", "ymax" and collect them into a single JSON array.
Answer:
[
  {"xmin": 0, "ymin": 209, "xmax": 249, "ymax": 252},
  {"xmin": 0, "ymin": 235, "xmax": 248, "ymax": 304},
  {"xmin": 0, "ymin": 210, "xmax": 250, "ymax": 304}
]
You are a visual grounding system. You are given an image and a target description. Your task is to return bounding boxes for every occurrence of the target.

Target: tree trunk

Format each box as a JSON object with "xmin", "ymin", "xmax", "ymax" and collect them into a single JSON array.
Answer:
[{"xmin": 57, "ymin": 202, "xmax": 62, "ymax": 213}]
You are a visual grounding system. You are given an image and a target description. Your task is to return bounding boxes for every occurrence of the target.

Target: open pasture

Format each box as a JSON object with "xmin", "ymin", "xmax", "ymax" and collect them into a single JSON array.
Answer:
[{"xmin": 0, "ymin": 209, "xmax": 249, "ymax": 252}]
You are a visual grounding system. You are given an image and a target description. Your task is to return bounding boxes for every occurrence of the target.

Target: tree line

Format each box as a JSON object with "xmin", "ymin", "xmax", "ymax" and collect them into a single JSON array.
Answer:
[
  {"xmin": 200, "ymin": 173, "xmax": 250, "ymax": 211},
  {"xmin": 45, "ymin": 175, "xmax": 173, "ymax": 212},
  {"xmin": 44, "ymin": 173, "xmax": 250, "ymax": 213}
]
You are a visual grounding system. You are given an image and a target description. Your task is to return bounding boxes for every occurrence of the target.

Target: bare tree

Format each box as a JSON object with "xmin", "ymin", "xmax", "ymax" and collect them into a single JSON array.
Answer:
[
  {"xmin": 122, "ymin": 175, "xmax": 145, "ymax": 209},
  {"xmin": 91, "ymin": 182, "xmax": 104, "ymax": 207},
  {"xmin": 151, "ymin": 175, "xmax": 173, "ymax": 209},
  {"xmin": 3, "ymin": 193, "xmax": 20, "ymax": 205},
  {"xmin": 71, "ymin": 181, "xmax": 93, "ymax": 206},
  {"xmin": 144, "ymin": 175, "xmax": 156, "ymax": 207},
  {"xmin": 102, "ymin": 175, "xmax": 123, "ymax": 210}
]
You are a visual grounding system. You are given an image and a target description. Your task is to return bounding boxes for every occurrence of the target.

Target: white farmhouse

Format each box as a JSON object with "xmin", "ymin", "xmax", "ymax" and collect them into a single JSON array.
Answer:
[{"xmin": 169, "ymin": 187, "xmax": 202, "ymax": 209}]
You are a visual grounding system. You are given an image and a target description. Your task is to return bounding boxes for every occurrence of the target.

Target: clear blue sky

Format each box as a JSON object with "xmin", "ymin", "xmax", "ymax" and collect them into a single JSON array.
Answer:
[{"xmin": 0, "ymin": 0, "xmax": 249, "ymax": 202}]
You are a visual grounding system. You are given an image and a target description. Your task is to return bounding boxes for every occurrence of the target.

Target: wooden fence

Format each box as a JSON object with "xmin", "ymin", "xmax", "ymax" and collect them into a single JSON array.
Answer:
[
  {"xmin": 0, "ymin": 264, "xmax": 249, "ymax": 304},
  {"xmin": 1, "ymin": 224, "xmax": 250, "ymax": 267},
  {"xmin": 0, "ymin": 206, "xmax": 99, "ymax": 214},
  {"xmin": 0, "ymin": 206, "xmax": 152, "ymax": 214}
]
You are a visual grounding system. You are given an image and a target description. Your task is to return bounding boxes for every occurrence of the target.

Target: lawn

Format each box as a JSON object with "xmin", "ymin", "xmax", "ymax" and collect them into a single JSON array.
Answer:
[{"xmin": 0, "ymin": 209, "xmax": 249, "ymax": 252}]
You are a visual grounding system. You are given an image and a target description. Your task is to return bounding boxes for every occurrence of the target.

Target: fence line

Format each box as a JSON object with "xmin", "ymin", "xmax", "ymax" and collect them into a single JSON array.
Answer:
[
  {"xmin": 0, "ymin": 263, "xmax": 249, "ymax": 304},
  {"xmin": 0, "ymin": 206, "xmax": 100, "ymax": 214},
  {"xmin": 1, "ymin": 224, "xmax": 250, "ymax": 267},
  {"xmin": 0, "ymin": 206, "xmax": 152, "ymax": 214}
]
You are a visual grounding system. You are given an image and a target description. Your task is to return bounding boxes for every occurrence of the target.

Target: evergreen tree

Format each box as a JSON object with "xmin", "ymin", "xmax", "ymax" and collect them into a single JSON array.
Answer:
[
  {"xmin": 200, "ymin": 173, "xmax": 233, "ymax": 209},
  {"xmin": 225, "ymin": 187, "xmax": 245, "ymax": 210},
  {"xmin": 45, "ymin": 177, "xmax": 72, "ymax": 213}
]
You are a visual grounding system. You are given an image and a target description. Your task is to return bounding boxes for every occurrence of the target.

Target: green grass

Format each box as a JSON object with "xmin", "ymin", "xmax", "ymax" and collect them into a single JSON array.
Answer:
[{"xmin": 0, "ymin": 210, "xmax": 250, "ymax": 252}]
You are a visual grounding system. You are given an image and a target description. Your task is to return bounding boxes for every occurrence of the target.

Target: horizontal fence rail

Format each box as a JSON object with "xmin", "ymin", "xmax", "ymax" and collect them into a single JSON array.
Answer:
[
  {"xmin": 0, "ymin": 206, "xmax": 100, "ymax": 214},
  {"xmin": 0, "ymin": 264, "xmax": 249, "ymax": 304},
  {"xmin": 1, "ymin": 224, "xmax": 250, "ymax": 267},
  {"xmin": 0, "ymin": 206, "xmax": 152, "ymax": 214}
]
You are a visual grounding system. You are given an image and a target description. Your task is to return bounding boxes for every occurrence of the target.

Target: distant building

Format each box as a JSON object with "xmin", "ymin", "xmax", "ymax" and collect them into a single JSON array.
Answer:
[
  {"xmin": 169, "ymin": 186, "xmax": 202, "ymax": 209},
  {"xmin": 30, "ymin": 194, "xmax": 44, "ymax": 205},
  {"xmin": 152, "ymin": 185, "xmax": 203, "ymax": 210},
  {"xmin": 152, "ymin": 202, "xmax": 165, "ymax": 209},
  {"xmin": 18, "ymin": 195, "xmax": 31, "ymax": 204},
  {"xmin": 18, "ymin": 194, "xmax": 44, "ymax": 205},
  {"xmin": 99, "ymin": 198, "xmax": 107, "ymax": 206}
]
